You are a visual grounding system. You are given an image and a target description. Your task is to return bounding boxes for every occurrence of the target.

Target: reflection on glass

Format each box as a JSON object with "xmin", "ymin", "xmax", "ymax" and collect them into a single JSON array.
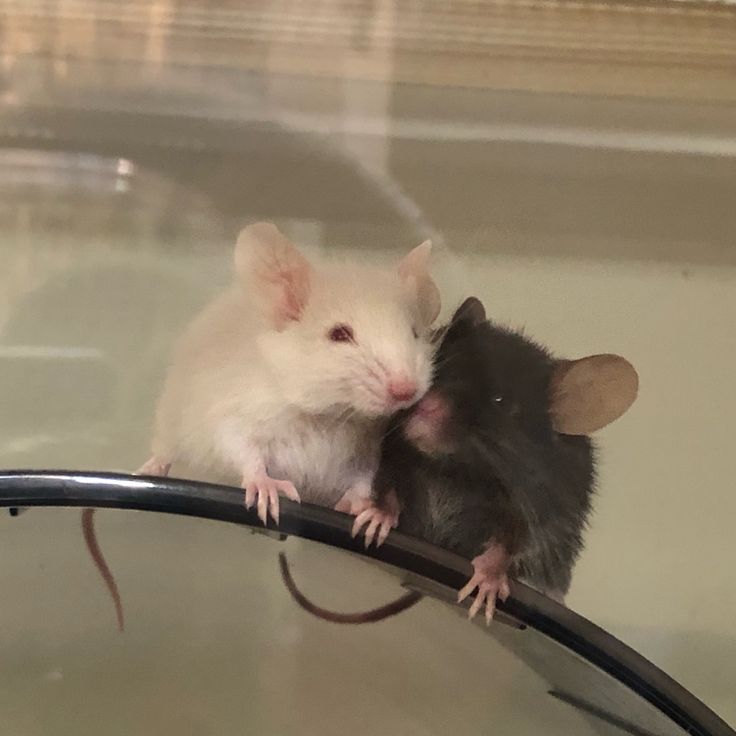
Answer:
[{"xmin": 0, "ymin": 507, "xmax": 687, "ymax": 735}]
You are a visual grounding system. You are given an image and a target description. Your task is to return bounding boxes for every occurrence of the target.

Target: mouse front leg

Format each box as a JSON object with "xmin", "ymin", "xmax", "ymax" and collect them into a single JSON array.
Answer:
[
  {"xmin": 217, "ymin": 429, "xmax": 301, "ymax": 525},
  {"xmin": 457, "ymin": 541, "xmax": 511, "ymax": 625},
  {"xmin": 351, "ymin": 488, "xmax": 400, "ymax": 548},
  {"xmin": 334, "ymin": 477, "xmax": 373, "ymax": 516},
  {"xmin": 235, "ymin": 444, "xmax": 301, "ymax": 526},
  {"xmin": 242, "ymin": 469, "xmax": 301, "ymax": 526},
  {"xmin": 350, "ymin": 429, "xmax": 405, "ymax": 547}
]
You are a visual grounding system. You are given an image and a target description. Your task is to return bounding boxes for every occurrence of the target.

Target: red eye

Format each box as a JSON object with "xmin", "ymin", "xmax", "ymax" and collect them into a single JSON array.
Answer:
[{"xmin": 328, "ymin": 324, "xmax": 355, "ymax": 343}]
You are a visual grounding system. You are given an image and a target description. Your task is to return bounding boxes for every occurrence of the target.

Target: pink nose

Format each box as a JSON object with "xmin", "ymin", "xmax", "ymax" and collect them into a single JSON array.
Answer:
[{"xmin": 388, "ymin": 377, "xmax": 418, "ymax": 403}]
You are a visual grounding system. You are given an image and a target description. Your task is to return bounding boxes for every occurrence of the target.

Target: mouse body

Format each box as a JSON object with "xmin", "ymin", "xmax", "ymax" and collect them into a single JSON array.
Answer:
[
  {"xmin": 139, "ymin": 222, "xmax": 441, "ymax": 521},
  {"xmin": 283, "ymin": 297, "xmax": 638, "ymax": 623},
  {"xmin": 85, "ymin": 223, "xmax": 441, "ymax": 630}
]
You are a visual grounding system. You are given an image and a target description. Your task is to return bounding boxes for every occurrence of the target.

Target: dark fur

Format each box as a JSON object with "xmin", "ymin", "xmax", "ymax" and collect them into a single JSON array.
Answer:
[
  {"xmin": 280, "ymin": 299, "xmax": 597, "ymax": 622},
  {"xmin": 374, "ymin": 300, "xmax": 595, "ymax": 595}
]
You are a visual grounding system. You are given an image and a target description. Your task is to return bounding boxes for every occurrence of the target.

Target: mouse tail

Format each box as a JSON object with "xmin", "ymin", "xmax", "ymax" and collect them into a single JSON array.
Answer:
[
  {"xmin": 278, "ymin": 552, "xmax": 421, "ymax": 624},
  {"xmin": 81, "ymin": 508, "xmax": 125, "ymax": 632}
]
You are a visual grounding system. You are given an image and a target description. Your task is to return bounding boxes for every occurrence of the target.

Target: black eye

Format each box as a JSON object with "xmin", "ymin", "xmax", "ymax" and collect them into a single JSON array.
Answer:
[
  {"xmin": 328, "ymin": 324, "xmax": 355, "ymax": 343},
  {"xmin": 493, "ymin": 395, "xmax": 504, "ymax": 404},
  {"xmin": 412, "ymin": 326, "xmax": 419, "ymax": 339}
]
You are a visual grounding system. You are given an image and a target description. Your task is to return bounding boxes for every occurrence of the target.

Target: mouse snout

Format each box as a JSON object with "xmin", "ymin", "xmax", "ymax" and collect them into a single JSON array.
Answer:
[
  {"xmin": 414, "ymin": 392, "xmax": 448, "ymax": 421},
  {"xmin": 402, "ymin": 390, "xmax": 451, "ymax": 455},
  {"xmin": 388, "ymin": 376, "xmax": 418, "ymax": 404}
]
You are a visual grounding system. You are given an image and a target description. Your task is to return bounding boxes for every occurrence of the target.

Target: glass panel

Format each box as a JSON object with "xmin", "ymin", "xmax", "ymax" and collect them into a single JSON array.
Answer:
[
  {"xmin": 1, "ymin": 1, "xmax": 734, "ymax": 730},
  {"xmin": 1, "ymin": 507, "xmax": 687, "ymax": 736}
]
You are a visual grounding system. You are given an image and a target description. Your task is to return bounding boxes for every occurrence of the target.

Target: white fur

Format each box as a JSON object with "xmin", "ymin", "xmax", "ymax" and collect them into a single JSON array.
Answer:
[{"xmin": 148, "ymin": 240, "xmax": 438, "ymax": 507}]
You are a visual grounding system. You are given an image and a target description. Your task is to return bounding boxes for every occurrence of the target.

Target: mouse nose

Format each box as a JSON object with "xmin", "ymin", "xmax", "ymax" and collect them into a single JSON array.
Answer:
[{"xmin": 388, "ymin": 377, "xmax": 418, "ymax": 404}]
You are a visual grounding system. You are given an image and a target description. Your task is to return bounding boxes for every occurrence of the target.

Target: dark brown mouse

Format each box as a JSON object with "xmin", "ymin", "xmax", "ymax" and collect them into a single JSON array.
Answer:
[{"xmin": 281, "ymin": 297, "xmax": 638, "ymax": 624}]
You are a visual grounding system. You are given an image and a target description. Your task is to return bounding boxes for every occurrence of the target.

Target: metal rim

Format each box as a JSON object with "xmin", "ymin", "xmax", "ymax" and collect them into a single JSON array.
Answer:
[{"xmin": 0, "ymin": 469, "xmax": 732, "ymax": 736}]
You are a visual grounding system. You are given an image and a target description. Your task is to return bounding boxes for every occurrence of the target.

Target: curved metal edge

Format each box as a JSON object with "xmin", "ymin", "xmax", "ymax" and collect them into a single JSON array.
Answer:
[{"xmin": 0, "ymin": 470, "xmax": 732, "ymax": 736}]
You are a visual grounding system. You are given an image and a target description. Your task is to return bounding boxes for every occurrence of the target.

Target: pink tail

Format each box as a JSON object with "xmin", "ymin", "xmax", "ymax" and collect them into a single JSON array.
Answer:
[{"xmin": 82, "ymin": 508, "xmax": 125, "ymax": 632}]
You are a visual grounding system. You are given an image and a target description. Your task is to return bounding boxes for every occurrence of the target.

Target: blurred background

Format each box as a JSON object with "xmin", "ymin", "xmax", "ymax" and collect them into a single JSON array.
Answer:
[{"xmin": 0, "ymin": 0, "xmax": 735, "ymax": 731}]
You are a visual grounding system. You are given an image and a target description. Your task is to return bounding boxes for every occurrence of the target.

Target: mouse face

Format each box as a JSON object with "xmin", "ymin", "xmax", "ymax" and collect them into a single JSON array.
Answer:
[
  {"xmin": 402, "ymin": 306, "xmax": 556, "ymax": 463},
  {"xmin": 272, "ymin": 266, "xmax": 437, "ymax": 417},
  {"xmin": 236, "ymin": 223, "xmax": 442, "ymax": 419},
  {"xmin": 401, "ymin": 296, "xmax": 639, "ymax": 466}
]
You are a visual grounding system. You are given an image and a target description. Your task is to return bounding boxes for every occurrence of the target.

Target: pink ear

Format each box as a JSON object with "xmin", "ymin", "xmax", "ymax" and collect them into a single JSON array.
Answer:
[
  {"xmin": 398, "ymin": 240, "xmax": 441, "ymax": 327},
  {"xmin": 550, "ymin": 354, "xmax": 638, "ymax": 435},
  {"xmin": 235, "ymin": 223, "xmax": 313, "ymax": 330}
]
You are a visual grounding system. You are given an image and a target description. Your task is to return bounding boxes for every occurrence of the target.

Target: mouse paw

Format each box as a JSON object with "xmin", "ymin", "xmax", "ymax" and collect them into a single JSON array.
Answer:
[
  {"xmin": 351, "ymin": 490, "xmax": 400, "ymax": 548},
  {"xmin": 334, "ymin": 482, "xmax": 372, "ymax": 516},
  {"xmin": 136, "ymin": 457, "xmax": 171, "ymax": 476},
  {"xmin": 243, "ymin": 475, "xmax": 300, "ymax": 526},
  {"xmin": 457, "ymin": 543, "xmax": 511, "ymax": 625}
]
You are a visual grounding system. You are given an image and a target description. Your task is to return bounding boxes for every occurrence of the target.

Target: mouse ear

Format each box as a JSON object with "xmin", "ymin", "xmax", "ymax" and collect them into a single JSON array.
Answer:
[
  {"xmin": 235, "ymin": 222, "xmax": 313, "ymax": 330},
  {"xmin": 550, "ymin": 354, "xmax": 639, "ymax": 435},
  {"xmin": 450, "ymin": 297, "xmax": 487, "ymax": 327},
  {"xmin": 398, "ymin": 240, "xmax": 441, "ymax": 327}
]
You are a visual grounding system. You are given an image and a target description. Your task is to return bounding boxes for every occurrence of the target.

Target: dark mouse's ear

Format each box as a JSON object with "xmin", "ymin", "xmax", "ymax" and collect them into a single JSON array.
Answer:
[
  {"xmin": 550, "ymin": 354, "xmax": 638, "ymax": 435},
  {"xmin": 451, "ymin": 297, "xmax": 487, "ymax": 327}
]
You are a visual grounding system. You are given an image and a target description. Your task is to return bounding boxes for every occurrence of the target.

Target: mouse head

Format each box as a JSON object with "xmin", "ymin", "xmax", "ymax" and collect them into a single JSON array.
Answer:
[
  {"xmin": 403, "ymin": 297, "xmax": 639, "ymax": 462},
  {"xmin": 234, "ymin": 222, "xmax": 441, "ymax": 417}
]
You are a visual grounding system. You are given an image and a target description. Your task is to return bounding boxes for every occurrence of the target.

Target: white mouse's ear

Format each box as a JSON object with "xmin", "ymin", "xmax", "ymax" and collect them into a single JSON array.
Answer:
[
  {"xmin": 235, "ymin": 222, "xmax": 313, "ymax": 330},
  {"xmin": 549, "ymin": 354, "xmax": 638, "ymax": 435},
  {"xmin": 398, "ymin": 240, "xmax": 441, "ymax": 327}
]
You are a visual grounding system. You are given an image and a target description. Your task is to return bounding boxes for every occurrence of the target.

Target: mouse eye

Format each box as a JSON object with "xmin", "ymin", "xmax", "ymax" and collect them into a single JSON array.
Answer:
[
  {"xmin": 328, "ymin": 324, "xmax": 355, "ymax": 343},
  {"xmin": 492, "ymin": 394, "xmax": 519, "ymax": 416},
  {"xmin": 412, "ymin": 326, "xmax": 419, "ymax": 339}
]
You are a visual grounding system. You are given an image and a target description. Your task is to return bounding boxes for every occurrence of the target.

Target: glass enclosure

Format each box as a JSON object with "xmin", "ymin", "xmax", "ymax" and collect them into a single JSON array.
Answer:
[
  {"xmin": 0, "ymin": 473, "xmax": 727, "ymax": 736},
  {"xmin": 1, "ymin": 0, "xmax": 735, "ymax": 731},
  {"xmin": 0, "ymin": 504, "xmax": 686, "ymax": 736}
]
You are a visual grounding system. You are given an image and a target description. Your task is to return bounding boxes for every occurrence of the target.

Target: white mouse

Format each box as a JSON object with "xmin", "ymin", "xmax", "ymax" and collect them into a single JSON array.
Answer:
[{"xmin": 137, "ymin": 222, "xmax": 442, "ymax": 524}]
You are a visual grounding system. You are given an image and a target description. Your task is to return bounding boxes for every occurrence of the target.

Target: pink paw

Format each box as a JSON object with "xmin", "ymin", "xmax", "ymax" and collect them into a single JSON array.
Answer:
[
  {"xmin": 457, "ymin": 543, "xmax": 511, "ymax": 624},
  {"xmin": 136, "ymin": 457, "xmax": 171, "ymax": 476},
  {"xmin": 334, "ymin": 486, "xmax": 372, "ymax": 516},
  {"xmin": 457, "ymin": 570, "xmax": 510, "ymax": 624},
  {"xmin": 351, "ymin": 490, "xmax": 400, "ymax": 548},
  {"xmin": 351, "ymin": 506, "xmax": 398, "ymax": 548},
  {"xmin": 243, "ymin": 475, "xmax": 300, "ymax": 526}
]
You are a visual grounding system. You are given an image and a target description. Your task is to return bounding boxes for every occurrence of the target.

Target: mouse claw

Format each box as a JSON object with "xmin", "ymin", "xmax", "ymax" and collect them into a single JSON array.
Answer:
[
  {"xmin": 459, "ymin": 575, "xmax": 507, "ymax": 625},
  {"xmin": 352, "ymin": 505, "xmax": 399, "ymax": 548},
  {"xmin": 244, "ymin": 485, "xmax": 257, "ymax": 511},
  {"xmin": 377, "ymin": 518, "xmax": 393, "ymax": 547},
  {"xmin": 243, "ymin": 476, "xmax": 300, "ymax": 526},
  {"xmin": 457, "ymin": 543, "xmax": 510, "ymax": 625},
  {"xmin": 257, "ymin": 489, "xmax": 270, "ymax": 526}
]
